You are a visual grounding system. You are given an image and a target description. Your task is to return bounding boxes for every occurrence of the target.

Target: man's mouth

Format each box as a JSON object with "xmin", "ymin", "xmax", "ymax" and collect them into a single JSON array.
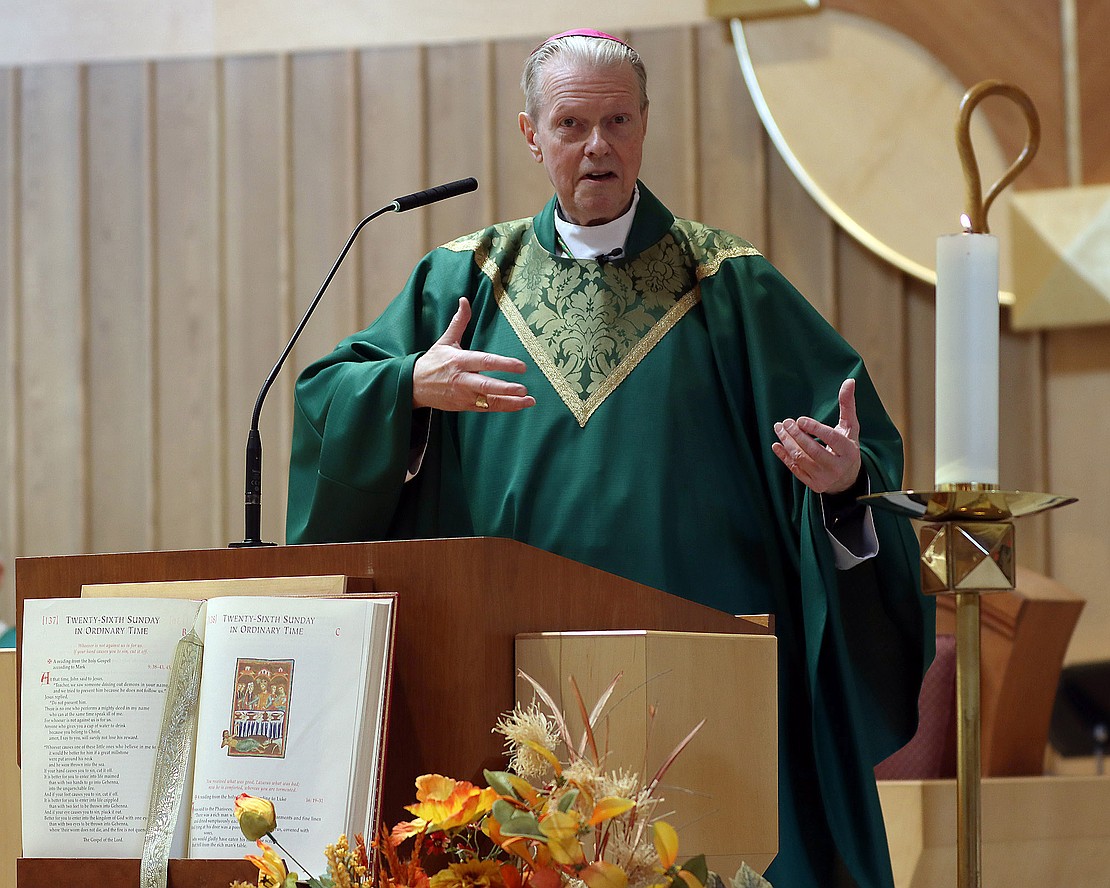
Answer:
[{"xmin": 582, "ymin": 171, "xmax": 616, "ymax": 181}]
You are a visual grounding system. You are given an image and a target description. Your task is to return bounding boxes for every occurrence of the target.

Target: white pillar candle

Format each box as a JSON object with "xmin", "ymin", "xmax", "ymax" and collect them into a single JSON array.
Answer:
[{"xmin": 935, "ymin": 232, "xmax": 999, "ymax": 486}]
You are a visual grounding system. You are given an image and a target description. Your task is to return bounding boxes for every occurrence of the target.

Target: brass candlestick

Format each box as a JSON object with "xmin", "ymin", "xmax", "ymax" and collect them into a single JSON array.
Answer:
[{"xmin": 866, "ymin": 82, "xmax": 1071, "ymax": 888}]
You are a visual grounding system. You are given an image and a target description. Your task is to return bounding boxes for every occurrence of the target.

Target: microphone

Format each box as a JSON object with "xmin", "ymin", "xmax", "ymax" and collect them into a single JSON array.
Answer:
[
  {"xmin": 392, "ymin": 177, "xmax": 478, "ymax": 212},
  {"xmin": 229, "ymin": 177, "xmax": 479, "ymax": 547}
]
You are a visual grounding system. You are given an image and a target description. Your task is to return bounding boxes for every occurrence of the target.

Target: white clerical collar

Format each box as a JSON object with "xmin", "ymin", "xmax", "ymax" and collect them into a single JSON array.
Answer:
[{"xmin": 554, "ymin": 186, "xmax": 640, "ymax": 261}]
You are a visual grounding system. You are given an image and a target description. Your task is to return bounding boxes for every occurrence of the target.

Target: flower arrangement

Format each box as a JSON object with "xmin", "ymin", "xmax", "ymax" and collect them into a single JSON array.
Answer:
[{"xmin": 231, "ymin": 671, "xmax": 771, "ymax": 888}]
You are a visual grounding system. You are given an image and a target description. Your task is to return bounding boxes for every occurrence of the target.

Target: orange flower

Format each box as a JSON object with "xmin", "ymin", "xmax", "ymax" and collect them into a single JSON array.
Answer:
[
  {"xmin": 403, "ymin": 775, "xmax": 499, "ymax": 832},
  {"xmin": 245, "ymin": 839, "xmax": 296, "ymax": 888},
  {"xmin": 392, "ymin": 818, "xmax": 430, "ymax": 845},
  {"xmin": 428, "ymin": 859, "xmax": 504, "ymax": 888}
]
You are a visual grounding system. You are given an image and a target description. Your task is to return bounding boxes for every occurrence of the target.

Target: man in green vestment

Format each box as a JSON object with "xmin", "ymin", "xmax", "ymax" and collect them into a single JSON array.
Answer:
[{"xmin": 287, "ymin": 29, "xmax": 933, "ymax": 888}]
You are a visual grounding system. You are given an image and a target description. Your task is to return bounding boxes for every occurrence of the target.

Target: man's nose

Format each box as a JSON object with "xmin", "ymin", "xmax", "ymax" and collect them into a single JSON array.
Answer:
[{"xmin": 584, "ymin": 126, "xmax": 611, "ymax": 155}]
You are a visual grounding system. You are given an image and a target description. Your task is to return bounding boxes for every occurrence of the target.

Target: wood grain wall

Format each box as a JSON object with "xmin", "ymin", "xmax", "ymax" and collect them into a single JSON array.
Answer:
[{"xmin": 0, "ymin": 23, "xmax": 1104, "ymax": 664}]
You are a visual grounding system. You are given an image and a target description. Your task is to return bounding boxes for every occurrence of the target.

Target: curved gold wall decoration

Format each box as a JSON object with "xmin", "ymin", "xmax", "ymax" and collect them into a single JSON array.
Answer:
[{"xmin": 731, "ymin": 10, "xmax": 1017, "ymax": 302}]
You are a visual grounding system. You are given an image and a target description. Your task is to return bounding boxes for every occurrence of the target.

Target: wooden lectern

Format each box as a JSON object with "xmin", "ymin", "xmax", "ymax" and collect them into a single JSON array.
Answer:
[{"xmin": 15, "ymin": 538, "xmax": 775, "ymax": 888}]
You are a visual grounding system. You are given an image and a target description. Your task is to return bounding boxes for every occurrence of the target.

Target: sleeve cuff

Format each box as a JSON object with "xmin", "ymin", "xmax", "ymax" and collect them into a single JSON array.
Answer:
[
  {"xmin": 820, "ymin": 469, "xmax": 879, "ymax": 569},
  {"xmin": 404, "ymin": 408, "xmax": 432, "ymax": 482}
]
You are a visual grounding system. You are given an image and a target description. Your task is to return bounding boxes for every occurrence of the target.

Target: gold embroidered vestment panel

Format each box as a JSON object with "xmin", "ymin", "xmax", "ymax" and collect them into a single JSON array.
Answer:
[{"xmin": 446, "ymin": 219, "xmax": 759, "ymax": 427}]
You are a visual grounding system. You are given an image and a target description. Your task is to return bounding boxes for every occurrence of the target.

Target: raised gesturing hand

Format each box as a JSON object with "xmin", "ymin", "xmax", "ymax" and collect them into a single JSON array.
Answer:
[
  {"xmin": 412, "ymin": 298, "xmax": 536, "ymax": 413},
  {"xmin": 772, "ymin": 377, "xmax": 862, "ymax": 494}
]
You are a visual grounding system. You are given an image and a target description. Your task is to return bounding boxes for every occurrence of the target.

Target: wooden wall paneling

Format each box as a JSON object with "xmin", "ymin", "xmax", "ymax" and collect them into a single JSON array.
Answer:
[
  {"xmin": 1044, "ymin": 326, "xmax": 1110, "ymax": 664},
  {"xmin": 85, "ymin": 62, "xmax": 155, "ymax": 554},
  {"xmin": 152, "ymin": 59, "xmax": 223, "ymax": 549},
  {"xmin": 1077, "ymin": 0, "xmax": 1110, "ymax": 184},
  {"xmin": 996, "ymin": 327, "xmax": 1044, "ymax": 499},
  {"xmin": 695, "ymin": 21, "xmax": 766, "ymax": 248},
  {"xmin": 630, "ymin": 26, "xmax": 698, "ymax": 221},
  {"xmin": 425, "ymin": 42, "xmax": 494, "ymax": 248},
  {"xmin": 18, "ymin": 64, "xmax": 86, "ymax": 557},
  {"xmin": 834, "ymin": 230, "xmax": 908, "ymax": 435},
  {"xmin": 222, "ymin": 54, "xmax": 289, "ymax": 546},
  {"xmin": 903, "ymin": 276, "xmax": 936, "ymax": 490},
  {"xmin": 492, "ymin": 37, "xmax": 555, "ymax": 225},
  {"xmin": 0, "ymin": 69, "xmax": 16, "ymax": 624},
  {"xmin": 286, "ymin": 50, "xmax": 361, "ymax": 386},
  {"xmin": 998, "ymin": 317, "xmax": 1047, "ymax": 572},
  {"xmin": 764, "ymin": 143, "xmax": 836, "ymax": 324},
  {"xmin": 359, "ymin": 46, "xmax": 430, "ymax": 325}
]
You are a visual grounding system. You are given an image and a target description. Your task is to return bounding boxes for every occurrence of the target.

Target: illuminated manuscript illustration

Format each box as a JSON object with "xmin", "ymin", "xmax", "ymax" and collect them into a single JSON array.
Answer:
[{"xmin": 222, "ymin": 657, "xmax": 293, "ymax": 758}]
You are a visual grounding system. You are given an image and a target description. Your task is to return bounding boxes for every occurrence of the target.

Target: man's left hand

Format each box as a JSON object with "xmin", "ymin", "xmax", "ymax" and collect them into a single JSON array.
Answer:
[{"xmin": 772, "ymin": 377, "xmax": 862, "ymax": 494}]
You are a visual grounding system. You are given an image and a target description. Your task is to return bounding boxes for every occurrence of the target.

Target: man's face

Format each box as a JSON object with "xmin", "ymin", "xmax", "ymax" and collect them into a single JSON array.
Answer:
[{"xmin": 519, "ymin": 61, "xmax": 648, "ymax": 227}]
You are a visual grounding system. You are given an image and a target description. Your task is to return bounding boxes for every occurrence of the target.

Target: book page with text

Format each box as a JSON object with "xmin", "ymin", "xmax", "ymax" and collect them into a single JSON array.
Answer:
[
  {"xmin": 20, "ymin": 597, "xmax": 205, "ymax": 857},
  {"xmin": 187, "ymin": 596, "xmax": 389, "ymax": 875}
]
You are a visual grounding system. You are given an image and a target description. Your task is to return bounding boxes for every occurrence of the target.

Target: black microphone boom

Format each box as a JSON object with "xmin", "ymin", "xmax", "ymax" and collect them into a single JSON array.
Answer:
[{"xmin": 230, "ymin": 177, "xmax": 479, "ymax": 547}]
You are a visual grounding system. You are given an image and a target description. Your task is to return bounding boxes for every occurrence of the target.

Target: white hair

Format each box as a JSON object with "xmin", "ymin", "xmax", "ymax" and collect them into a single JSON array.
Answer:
[{"xmin": 521, "ymin": 35, "xmax": 648, "ymax": 119}]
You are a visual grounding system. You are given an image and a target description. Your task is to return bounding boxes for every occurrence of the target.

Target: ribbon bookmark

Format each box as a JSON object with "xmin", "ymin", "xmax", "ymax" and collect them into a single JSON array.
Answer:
[{"xmin": 140, "ymin": 630, "xmax": 205, "ymax": 888}]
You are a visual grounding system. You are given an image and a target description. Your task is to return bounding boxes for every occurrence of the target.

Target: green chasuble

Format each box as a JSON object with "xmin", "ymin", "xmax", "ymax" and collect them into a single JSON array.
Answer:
[{"xmin": 287, "ymin": 184, "xmax": 934, "ymax": 888}]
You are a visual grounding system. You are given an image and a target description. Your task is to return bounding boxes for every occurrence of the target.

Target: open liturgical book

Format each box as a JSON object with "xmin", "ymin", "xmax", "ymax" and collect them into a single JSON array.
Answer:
[{"xmin": 20, "ymin": 589, "xmax": 395, "ymax": 875}]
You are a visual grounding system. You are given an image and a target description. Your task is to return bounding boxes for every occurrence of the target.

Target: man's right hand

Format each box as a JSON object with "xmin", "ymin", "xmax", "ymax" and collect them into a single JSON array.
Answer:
[{"xmin": 412, "ymin": 297, "xmax": 536, "ymax": 412}]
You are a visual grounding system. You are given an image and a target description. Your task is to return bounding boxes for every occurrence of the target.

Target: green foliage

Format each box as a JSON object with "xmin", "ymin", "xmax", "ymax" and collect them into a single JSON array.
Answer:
[
  {"xmin": 485, "ymin": 769, "xmax": 518, "ymax": 799},
  {"xmin": 492, "ymin": 799, "xmax": 547, "ymax": 840},
  {"xmin": 556, "ymin": 789, "xmax": 579, "ymax": 813},
  {"xmin": 728, "ymin": 863, "xmax": 772, "ymax": 888}
]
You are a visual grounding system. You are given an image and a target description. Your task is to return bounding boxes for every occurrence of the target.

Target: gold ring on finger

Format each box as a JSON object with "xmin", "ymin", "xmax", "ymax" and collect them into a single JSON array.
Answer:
[{"xmin": 475, "ymin": 394, "xmax": 489, "ymax": 410}]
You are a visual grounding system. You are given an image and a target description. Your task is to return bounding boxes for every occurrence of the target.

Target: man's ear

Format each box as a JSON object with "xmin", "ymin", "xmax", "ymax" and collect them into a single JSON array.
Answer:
[{"xmin": 519, "ymin": 112, "xmax": 543, "ymax": 163}]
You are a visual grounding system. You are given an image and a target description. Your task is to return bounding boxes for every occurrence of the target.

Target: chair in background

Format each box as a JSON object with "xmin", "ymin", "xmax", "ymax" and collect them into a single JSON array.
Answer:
[
  {"xmin": 876, "ymin": 567, "xmax": 1084, "ymax": 779},
  {"xmin": 875, "ymin": 634, "xmax": 957, "ymax": 780}
]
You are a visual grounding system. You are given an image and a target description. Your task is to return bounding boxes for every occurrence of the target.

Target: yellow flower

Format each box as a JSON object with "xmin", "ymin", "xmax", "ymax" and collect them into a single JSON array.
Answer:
[
  {"xmin": 404, "ymin": 775, "xmax": 499, "ymax": 831},
  {"xmin": 245, "ymin": 839, "xmax": 297, "ymax": 888},
  {"xmin": 234, "ymin": 793, "xmax": 277, "ymax": 841},
  {"xmin": 428, "ymin": 859, "xmax": 504, "ymax": 888}
]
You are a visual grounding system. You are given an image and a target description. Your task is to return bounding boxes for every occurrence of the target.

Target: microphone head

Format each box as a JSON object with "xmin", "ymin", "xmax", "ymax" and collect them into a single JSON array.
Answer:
[
  {"xmin": 392, "ymin": 177, "xmax": 478, "ymax": 213},
  {"xmin": 446, "ymin": 177, "xmax": 479, "ymax": 196}
]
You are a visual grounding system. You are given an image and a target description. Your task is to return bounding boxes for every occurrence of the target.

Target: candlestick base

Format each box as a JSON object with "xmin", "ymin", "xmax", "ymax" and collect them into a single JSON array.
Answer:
[{"xmin": 920, "ymin": 520, "xmax": 1014, "ymax": 594}]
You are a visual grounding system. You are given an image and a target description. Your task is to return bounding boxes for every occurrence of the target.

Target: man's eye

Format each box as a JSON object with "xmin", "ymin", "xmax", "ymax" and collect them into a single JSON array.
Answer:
[
  {"xmin": 613, "ymin": 115, "xmax": 629, "ymax": 124},
  {"xmin": 559, "ymin": 118, "xmax": 576, "ymax": 127}
]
